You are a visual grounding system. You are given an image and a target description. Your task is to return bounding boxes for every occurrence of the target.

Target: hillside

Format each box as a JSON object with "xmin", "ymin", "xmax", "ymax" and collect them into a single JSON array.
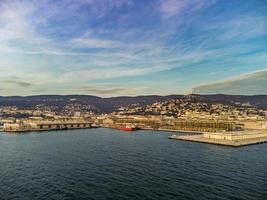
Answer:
[{"xmin": 0, "ymin": 94, "xmax": 266, "ymax": 113}]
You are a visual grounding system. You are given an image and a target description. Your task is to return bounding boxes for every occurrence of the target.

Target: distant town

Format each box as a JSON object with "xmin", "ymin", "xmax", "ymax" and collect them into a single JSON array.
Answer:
[{"xmin": 1, "ymin": 94, "xmax": 267, "ymax": 147}]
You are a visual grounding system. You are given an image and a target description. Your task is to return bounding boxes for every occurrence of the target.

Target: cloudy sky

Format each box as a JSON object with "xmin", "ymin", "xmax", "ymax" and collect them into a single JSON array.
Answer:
[{"xmin": 0, "ymin": 0, "xmax": 266, "ymax": 96}]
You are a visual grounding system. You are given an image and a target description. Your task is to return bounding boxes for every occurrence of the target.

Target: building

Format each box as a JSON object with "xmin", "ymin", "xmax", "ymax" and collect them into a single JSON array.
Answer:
[
  {"xmin": 203, "ymin": 130, "xmax": 267, "ymax": 141},
  {"xmin": 3, "ymin": 123, "xmax": 31, "ymax": 132},
  {"xmin": 243, "ymin": 121, "xmax": 267, "ymax": 130}
]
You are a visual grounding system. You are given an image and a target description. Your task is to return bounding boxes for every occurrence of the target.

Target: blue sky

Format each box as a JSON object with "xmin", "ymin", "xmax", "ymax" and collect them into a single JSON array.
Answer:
[{"xmin": 0, "ymin": 0, "xmax": 266, "ymax": 96}]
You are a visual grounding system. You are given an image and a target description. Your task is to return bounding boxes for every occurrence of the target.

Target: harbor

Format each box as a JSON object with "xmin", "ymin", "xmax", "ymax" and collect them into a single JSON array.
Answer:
[{"xmin": 1, "ymin": 119, "xmax": 267, "ymax": 147}]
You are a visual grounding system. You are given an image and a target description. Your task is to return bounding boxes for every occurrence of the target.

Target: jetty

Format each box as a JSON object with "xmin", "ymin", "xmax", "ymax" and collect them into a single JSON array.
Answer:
[
  {"xmin": 3, "ymin": 121, "xmax": 92, "ymax": 132},
  {"xmin": 168, "ymin": 130, "xmax": 267, "ymax": 147}
]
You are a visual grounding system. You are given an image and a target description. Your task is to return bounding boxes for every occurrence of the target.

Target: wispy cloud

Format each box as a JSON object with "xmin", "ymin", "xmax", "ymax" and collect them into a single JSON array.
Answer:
[
  {"xmin": 80, "ymin": 85, "xmax": 138, "ymax": 95},
  {"xmin": 201, "ymin": 15, "xmax": 267, "ymax": 42},
  {"xmin": 159, "ymin": 0, "xmax": 216, "ymax": 18},
  {"xmin": 0, "ymin": 0, "xmax": 266, "ymax": 96},
  {"xmin": 2, "ymin": 80, "xmax": 33, "ymax": 87},
  {"xmin": 58, "ymin": 67, "xmax": 158, "ymax": 82},
  {"xmin": 159, "ymin": 0, "xmax": 188, "ymax": 18},
  {"xmin": 193, "ymin": 69, "xmax": 267, "ymax": 95},
  {"xmin": 70, "ymin": 31, "xmax": 122, "ymax": 49}
]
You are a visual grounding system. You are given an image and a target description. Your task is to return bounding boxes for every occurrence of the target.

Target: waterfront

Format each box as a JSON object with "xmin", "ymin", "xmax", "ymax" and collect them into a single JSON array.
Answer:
[{"xmin": 0, "ymin": 129, "xmax": 267, "ymax": 200}]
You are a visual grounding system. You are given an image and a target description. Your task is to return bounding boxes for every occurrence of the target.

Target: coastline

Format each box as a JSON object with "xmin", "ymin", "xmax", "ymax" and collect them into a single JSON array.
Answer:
[{"xmin": 2, "ymin": 124, "xmax": 267, "ymax": 147}]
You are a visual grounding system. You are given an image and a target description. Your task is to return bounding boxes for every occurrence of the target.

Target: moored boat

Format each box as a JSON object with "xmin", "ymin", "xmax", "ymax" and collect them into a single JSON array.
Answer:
[
  {"xmin": 91, "ymin": 124, "xmax": 102, "ymax": 128},
  {"xmin": 116, "ymin": 124, "xmax": 139, "ymax": 132}
]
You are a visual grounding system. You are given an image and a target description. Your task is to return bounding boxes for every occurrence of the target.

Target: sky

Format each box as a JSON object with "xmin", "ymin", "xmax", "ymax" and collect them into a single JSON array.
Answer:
[{"xmin": 0, "ymin": 0, "xmax": 266, "ymax": 96}]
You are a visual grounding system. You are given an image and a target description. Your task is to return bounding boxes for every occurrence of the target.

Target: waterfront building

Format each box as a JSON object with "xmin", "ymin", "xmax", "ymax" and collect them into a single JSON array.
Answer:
[
  {"xmin": 3, "ymin": 122, "xmax": 31, "ymax": 132},
  {"xmin": 203, "ymin": 130, "xmax": 267, "ymax": 141}
]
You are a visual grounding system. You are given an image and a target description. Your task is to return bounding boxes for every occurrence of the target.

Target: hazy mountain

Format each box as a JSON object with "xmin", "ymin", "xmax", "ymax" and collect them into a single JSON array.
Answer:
[{"xmin": 0, "ymin": 94, "xmax": 266, "ymax": 113}]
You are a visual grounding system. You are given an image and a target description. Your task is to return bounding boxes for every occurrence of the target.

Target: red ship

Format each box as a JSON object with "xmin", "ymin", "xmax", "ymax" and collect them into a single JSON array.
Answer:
[{"xmin": 117, "ymin": 124, "xmax": 139, "ymax": 132}]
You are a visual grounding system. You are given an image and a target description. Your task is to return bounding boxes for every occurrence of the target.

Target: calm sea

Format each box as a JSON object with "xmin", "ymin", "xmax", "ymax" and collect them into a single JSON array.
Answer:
[{"xmin": 0, "ymin": 128, "xmax": 266, "ymax": 200}]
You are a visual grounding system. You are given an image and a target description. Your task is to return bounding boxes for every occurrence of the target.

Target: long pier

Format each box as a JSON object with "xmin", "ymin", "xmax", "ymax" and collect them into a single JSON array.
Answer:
[
  {"xmin": 3, "ymin": 121, "xmax": 92, "ymax": 132},
  {"xmin": 168, "ymin": 131, "xmax": 267, "ymax": 147}
]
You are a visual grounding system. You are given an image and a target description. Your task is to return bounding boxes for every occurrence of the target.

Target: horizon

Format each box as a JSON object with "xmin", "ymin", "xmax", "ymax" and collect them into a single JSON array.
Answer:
[
  {"xmin": 1, "ymin": 93, "xmax": 267, "ymax": 98},
  {"xmin": 0, "ymin": 0, "xmax": 267, "ymax": 96}
]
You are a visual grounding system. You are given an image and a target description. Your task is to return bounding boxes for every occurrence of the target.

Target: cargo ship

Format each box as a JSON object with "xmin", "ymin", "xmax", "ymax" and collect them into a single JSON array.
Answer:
[
  {"xmin": 91, "ymin": 124, "xmax": 102, "ymax": 128},
  {"xmin": 117, "ymin": 124, "xmax": 139, "ymax": 132}
]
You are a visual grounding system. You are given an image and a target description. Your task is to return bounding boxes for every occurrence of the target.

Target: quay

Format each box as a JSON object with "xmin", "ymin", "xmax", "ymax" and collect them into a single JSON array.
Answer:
[
  {"xmin": 141, "ymin": 127, "xmax": 202, "ymax": 134},
  {"xmin": 3, "ymin": 121, "xmax": 92, "ymax": 132},
  {"xmin": 168, "ymin": 130, "xmax": 267, "ymax": 147}
]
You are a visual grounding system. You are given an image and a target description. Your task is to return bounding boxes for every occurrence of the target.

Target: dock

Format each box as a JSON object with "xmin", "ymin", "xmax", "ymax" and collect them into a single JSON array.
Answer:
[
  {"xmin": 3, "ymin": 121, "xmax": 92, "ymax": 132},
  {"xmin": 169, "ymin": 130, "xmax": 267, "ymax": 147},
  {"xmin": 140, "ymin": 127, "xmax": 202, "ymax": 134}
]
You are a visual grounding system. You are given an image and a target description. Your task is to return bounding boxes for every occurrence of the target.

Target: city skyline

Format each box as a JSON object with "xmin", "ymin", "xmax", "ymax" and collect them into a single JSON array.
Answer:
[{"xmin": 0, "ymin": 0, "xmax": 266, "ymax": 96}]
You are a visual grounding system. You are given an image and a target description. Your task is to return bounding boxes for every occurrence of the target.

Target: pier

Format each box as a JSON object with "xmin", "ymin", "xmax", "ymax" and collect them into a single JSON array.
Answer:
[
  {"xmin": 168, "ymin": 130, "xmax": 267, "ymax": 147},
  {"xmin": 3, "ymin": 121, "xmax": 92, "ymax": 132}
]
